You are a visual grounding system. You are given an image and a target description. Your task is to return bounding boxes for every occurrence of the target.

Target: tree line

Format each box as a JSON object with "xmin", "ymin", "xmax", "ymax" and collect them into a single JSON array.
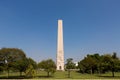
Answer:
[
  {"xmin": 0, "ymin": 48, "xmax": 120, "ymax": 78},
  {"xmin": 65, "ymin": 53, "xmax": 120, "ymax": 78},
  {"xmin": 78, "ymin": 53, "xmax": 120, "ymax": 77},
  {"xmin": 0, "ymin": 48, "xmax": 37, "ymax": 78},
  {"xmin": 0, "ymin": 48, "xmax": 56, "ymax": 78}
]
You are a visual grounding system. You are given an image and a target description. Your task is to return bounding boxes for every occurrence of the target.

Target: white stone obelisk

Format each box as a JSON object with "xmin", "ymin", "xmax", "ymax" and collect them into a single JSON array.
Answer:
[{"xmin": 56, "ymin": 20, "xmax": 64, "ymax": 71}]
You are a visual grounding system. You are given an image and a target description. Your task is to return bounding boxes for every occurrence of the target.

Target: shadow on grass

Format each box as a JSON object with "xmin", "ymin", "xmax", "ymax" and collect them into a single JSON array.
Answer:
[
  {"xmin": 98, "ymin": 75, "xmax": 120, "ymax": 79},
  {"xmin": 0, "ymin": 76, "xmax": 36, "ymax": 79},
  {"xmin": 0, "ymin": 75, "xmax": 55, "ymax": 79},
  {"xmin": 37, "ymin": 75, "xmax": 54, "ymax": 78},
  {"xmin": 0, "ymin": 76, "xmax": 26, "ymax": 79}
]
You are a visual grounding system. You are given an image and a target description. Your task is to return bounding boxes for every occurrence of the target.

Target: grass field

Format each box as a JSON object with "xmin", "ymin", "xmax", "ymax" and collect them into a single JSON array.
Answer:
[{"xmin": 0, "ymin": 71, "xmax": 120, "ymax": 79}]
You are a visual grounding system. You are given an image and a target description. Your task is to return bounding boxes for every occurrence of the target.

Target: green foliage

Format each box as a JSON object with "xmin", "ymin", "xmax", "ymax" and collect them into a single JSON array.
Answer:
[
  {"xmin": 103, "ymin": 53, "xmax": 120, "ymax": 77},
  {"xmin": 25, "ymin": 64, "xmax": 36, "ymax": 78},
  {"xmin": 66, "ymin": 58, "xmax": 75, "ymax": 69},
  {"xmin": 0, "ymin": 48, "xmax": 37, "ymax": 78},
  {"xmin": 78, "ymin": 52, "xmax": 120, "ymax": 77},
  {"xmin": 27, "ymin": 58, "xmax": 37, "ymax": 69},
  {"xmin": 65, "ymin": 58, "xmax": 75, "ymax": 78},
  {"xmin": 12, "ymin": 57, "xmax": 37, "ymax": 76},
  {"xmin": 12, "ymin": 58, "xmax": 29, "ymax": 76},
  {"xmin": 38, "ymin": 59, "xmax": 56, "ymax": 77},
  {"xmin": 0, "ymin": 48, "xmax": 26, "ymax": 67},
  {"xmin": 1, "ymin": 47, "xmax": 120, "ymax": 79},
  {"xmin": 0, "ymin": 48, "xmax": 26, "ymax": 61},
  {"xmin": 0, "ymin": 48, "xmax": 27, "ymax": 77},
  {"xmin": 78, "ymin": 55, "xmax": 97, "ymax": 74}
]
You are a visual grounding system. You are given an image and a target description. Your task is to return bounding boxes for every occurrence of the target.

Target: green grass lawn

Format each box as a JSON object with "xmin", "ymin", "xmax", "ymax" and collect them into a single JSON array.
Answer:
[{"xmin": 0, "ymin": 71, "xmax": 120, "ymax": 79}]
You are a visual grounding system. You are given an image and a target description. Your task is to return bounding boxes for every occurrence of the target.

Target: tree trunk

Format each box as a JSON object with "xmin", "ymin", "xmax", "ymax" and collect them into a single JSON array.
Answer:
[
  {"xmin": 20, "ymin": 71, "xmax": 22, "ymax": 76},
  {"xmin": 112, "ymin": 71, "xmax": 114, "ymax": 77},
  {"xmin": 99, "ymin": 67, "xmax": 101, "ymax": 75},
  {"xmin": 90, "ymin": 68, "xmax": 92, "ymax": 74},
  {"xmin": 7, "ymin": 69, "xmax": 9, "ymax": 78},
  {"xmin": 47, "ymin": 72, "xmax": 50, "ymax": 77},
  {"xmin": 97, "ymin": 65, "xmax": 101, "ymax": 76},
  {"xmin": 112, "ymin": 68, "xmax": 114, "ymax": 77},
  {"xmin": 68, "ymin": 69, "xmax": 70, "ymax": 78},
  {"xmin": 112, "ymin": 63, "xmax": 115, "ymax": 77},
  {"xmin": 98, "ymin": 62, "xmax": 101, "ymax": 76}
]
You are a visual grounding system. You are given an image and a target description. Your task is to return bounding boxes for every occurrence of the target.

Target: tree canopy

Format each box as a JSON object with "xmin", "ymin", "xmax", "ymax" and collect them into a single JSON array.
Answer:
[
  {"xmin": 78, "ymin": 53, "xmax": 120, "ymax": 77},
  {"xmin": 38, "ymin": 59, "xmax": 56, "ymax": 77},
  {"xmin": 65, "ymin": 58, "xmax": 75, "ymax": 78}
]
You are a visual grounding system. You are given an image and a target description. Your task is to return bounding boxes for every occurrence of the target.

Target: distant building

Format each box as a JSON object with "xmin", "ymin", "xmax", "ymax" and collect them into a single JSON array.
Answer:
[{"xmin": 74, "ymin": 62, "xmax": 78, "ymax": 67}]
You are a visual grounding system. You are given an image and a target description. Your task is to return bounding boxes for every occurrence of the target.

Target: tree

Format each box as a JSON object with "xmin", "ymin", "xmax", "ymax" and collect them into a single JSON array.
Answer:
[
  {"xmin": 12, "ymin": 58, "xmax": 29, "ymax": 76},
  {"xmin": 25, "ymin": 64, "xmax": 36, "ymax": 78},
  {"xmin": 25, "ymin": 58, "xmax": 37, "ymax": 78},
  {"xmin": 65, "ymin": 58, "xmax": 75, "ymax": 78},
  {"xmin": 78, "ymin": 55, "xmax": 97, "ymax": 74},
  {"xmin": 102, "ymin": 52, "xmax": 119, "ymax": 77},
  {"xmin": 27, "ymin": 58, "xmax": 37, "ymax": 69},
  {"xmin": 87, "ymin": 54, "xmax": 102, "ymax": 74},
  {"xmin": 0, "ymin": 48, "xmax": 26, "ymax": 78},
  {"xmin": 38, "ymin": 59, "xmax": 56, "ymax": 77},
  {"xmin": 13, "ymin": 57, "xmax": 37, "ymax": 76},
  {"xmin": 0, "ymin": 63, "xmax": 5, "ymax": 72}
]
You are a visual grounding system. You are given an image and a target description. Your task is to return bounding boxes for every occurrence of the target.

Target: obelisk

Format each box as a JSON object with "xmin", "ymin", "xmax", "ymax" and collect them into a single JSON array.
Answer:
[{"xmin": 56, "ymin": 20, "xmax": 64, "ymax": 71}]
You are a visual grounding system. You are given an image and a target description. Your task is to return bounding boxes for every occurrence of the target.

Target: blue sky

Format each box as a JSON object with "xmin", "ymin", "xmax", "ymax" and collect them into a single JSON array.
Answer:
[{"xmin": 0, "ymin": 0, "xmax": 120, "ymax": 62}]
